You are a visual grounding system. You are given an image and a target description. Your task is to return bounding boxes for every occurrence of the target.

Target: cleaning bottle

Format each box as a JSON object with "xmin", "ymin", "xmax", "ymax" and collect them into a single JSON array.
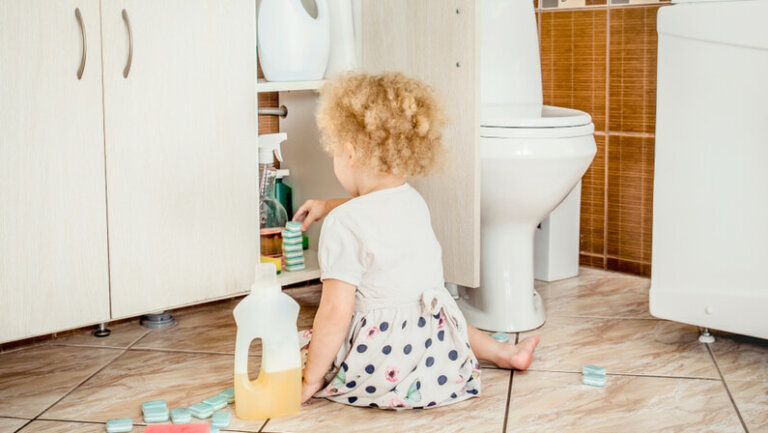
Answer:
[
  {"xmin": 233, "ymin": 263, "xmax": 301, "ymax": 419},
  {"xmin": 259, "ymin": 133, "xmax": 289, "ymax": 261},
  {"xmin": 275, "ymin": 169, "xmax": 293, "ymax": 220}
]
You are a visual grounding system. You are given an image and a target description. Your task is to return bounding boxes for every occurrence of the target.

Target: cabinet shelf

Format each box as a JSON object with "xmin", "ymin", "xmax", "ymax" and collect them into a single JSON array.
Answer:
[
  {"xmin": 256, "ymin": 79, "xmax": 326, "ymax": 93},
  {"xmin": 276, "ymin": 248, "xmax": 320, "ymax": 287}
]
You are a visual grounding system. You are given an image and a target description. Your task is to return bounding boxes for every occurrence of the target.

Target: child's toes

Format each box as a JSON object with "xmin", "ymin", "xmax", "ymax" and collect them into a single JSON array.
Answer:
[{"xmin": 501, "ymin": 335, "xmax": 539, "ymax": 370}]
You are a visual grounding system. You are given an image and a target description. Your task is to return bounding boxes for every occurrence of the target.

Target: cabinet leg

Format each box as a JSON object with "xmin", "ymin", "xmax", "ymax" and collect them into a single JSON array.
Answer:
[
  {"xmin": 139, "ymin": 311, "xmax": 176, "ymax": 329},
  {"xmin": 93, "ymin": 322, "xmax": 111, "ymax": 338},
  {"xmin": 698, "ymin": 327, "xmax": 716, "ymax": 344}
]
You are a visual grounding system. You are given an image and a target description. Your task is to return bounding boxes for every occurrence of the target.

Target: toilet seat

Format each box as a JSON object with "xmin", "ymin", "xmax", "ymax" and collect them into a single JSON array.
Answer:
[
  {"xmin": 482, "ymin": 105, "xmax": 592, "ymax": 128},
  {"xmin": 481, "ymin": 105, "xmax": 595, "ymax": 139}
]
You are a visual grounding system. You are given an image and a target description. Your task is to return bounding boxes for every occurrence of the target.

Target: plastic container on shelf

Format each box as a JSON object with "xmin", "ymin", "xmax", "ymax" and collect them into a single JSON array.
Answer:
[
  {"xmin": 325, "ymin": 0, "xmax": 358, "ymax": 77},
  {"xmin": 275, "ymin": 169, "xmax": 293, "ymax": 220},
  {"xmin": 258, "ymin": 0, "xmax": 330, "ymax": 81}
]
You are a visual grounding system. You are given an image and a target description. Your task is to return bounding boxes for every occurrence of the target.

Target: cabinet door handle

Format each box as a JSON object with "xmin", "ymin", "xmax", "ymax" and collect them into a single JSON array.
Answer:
[
  {"xmin": 75, "ymin": 8, "xmax": 86, "ymax": 80},
  {"xmin": 122, "ymin": 9, "xmax": 133, "ymax": 78}
]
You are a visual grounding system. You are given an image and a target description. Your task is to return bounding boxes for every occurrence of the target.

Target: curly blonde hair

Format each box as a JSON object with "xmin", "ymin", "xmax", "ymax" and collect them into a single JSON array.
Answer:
[{"xmin": 316, "ymin": 72, "xmax": 446, "ymax": 177}]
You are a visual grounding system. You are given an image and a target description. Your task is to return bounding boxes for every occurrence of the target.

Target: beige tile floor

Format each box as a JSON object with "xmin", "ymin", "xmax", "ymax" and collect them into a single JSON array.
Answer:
[{"xmin": 1, "ymin": 267, "xmax": 766, "ymax": 433}]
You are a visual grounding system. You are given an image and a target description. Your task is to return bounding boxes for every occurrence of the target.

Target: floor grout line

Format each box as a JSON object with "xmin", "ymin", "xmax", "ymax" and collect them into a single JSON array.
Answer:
[
  {"xmin": 126, "ymin": 328, "xmax": 153, "ymax": 348},
  {"xmin": 126, "ymin": 327, "xmax": 154, "ymax": 349},
  {"xmin": 131, "ymin": 346, "xmax": 230, "ymax": 355},
  {"xmin": 49, "ymin": 343, "xmax": 140, "ymax": 350},
  {"xmin": 523, "ymin": 368, "xmax": 722, "ymax": 381},
  {"xmin": 705, "ymin": 343, "xmax": 750, "ymax": 433},
  {"xmin": 501, "ymin": 333, "xmax": 521, "ymax": 433},
  {"xmin": 13, "ymin": 419, "xmax": 33, "ymax": 433},
  {"xmin": 32, "ymin": 418, "xmax": 105, "ymax": 425},
  {"xmin": 27, "ymin": 348, "xmax": 131, "ymax": 425},
  {"xmin": 258, "ymin": 417, "xmax": 271, "ymax": 433},
  {"xmin": 128, "ymin": 347, "xmax": 261, "ymax": 357},
  {"xmin": 501, "ymin": 370, "xmax": 514, "ymax": 433}
]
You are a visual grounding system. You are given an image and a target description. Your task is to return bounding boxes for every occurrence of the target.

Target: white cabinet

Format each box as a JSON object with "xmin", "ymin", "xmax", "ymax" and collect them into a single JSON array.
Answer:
[
  {"xmin": 100, "ymin": 0, "xmax": 259, "ymax": 318},
  {"xmin": 275, "ymin": 0, "xmax": 481, "ymax": 288},
  {"xmin": 1, "ymin": 0, "xmax": 259, "ymax": 342},
  {"xmin": 0, "ymin": 0, "xmax": 111, "ymax": 342}
]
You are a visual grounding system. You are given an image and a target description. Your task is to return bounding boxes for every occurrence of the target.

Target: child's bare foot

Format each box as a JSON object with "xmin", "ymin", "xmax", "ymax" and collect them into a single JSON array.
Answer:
[{"xmin": 493, "ymin": 335, "xmax": 540, "ymax": 370}]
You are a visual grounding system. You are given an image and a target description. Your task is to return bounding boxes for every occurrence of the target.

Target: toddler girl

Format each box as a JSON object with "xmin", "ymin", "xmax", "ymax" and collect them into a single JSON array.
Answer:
[{"xmin": 294, "ymin": 72, "xmax": 539, "ymax": 409}]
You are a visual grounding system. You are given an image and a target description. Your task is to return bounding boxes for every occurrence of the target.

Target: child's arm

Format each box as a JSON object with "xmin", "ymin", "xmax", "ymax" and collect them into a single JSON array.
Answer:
[
  {"xmin": 301, "ymin": 278, "xmax": 356, "ymax": 402},
  {"xmin": 293, "ymin": 198, "xmax": 351, "ymax": 231}
]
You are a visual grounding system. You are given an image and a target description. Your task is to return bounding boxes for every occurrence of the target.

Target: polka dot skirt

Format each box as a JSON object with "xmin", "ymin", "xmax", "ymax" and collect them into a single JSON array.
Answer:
[{"xmin": 306, "ymin": 294, "xmax": 482, "ymax": 410}]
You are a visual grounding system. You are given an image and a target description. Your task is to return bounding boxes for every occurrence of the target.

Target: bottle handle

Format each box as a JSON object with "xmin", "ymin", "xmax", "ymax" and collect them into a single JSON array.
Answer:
[{"xmin": 234, "ymin": 332, "xmax": 254, "ymax": 374}]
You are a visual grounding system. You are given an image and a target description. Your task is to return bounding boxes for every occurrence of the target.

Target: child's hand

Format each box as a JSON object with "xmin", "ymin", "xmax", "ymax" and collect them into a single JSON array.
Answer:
[
  {"xmin": 301, "ymin": 378, "xmax": 324, "ymax": 404},
  {"xmin": 293, "ymin": 198, "xmax": 350, "ymax": 231},
  {"xmin": 293, "ymin": 200, "xmax": 328, "ymax": 231}
]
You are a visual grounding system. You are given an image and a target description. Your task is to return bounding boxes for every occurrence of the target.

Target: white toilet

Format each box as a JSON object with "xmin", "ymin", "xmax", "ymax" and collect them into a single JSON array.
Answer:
[{"xmin": 456, "ymin": 0, "xmax": 597, "ymax": 332}]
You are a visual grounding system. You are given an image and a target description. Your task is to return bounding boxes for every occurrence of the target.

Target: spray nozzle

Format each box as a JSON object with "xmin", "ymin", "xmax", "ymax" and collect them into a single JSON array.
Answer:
[{"xmin": 259, "ymin": 133, "xmax": 287, "ymax": 164}]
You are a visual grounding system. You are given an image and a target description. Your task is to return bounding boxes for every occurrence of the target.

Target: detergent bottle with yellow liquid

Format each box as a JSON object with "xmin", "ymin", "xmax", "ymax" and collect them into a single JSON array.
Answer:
[{"xmin": 233, "ymin": 263, "xmax": 301, "ymax": 419}]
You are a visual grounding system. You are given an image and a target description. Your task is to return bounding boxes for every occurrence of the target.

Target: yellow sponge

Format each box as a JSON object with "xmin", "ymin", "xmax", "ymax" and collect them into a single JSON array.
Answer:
[{"xmin": 260, "ymin": 256, "xmax": 281, "ymax": 274}]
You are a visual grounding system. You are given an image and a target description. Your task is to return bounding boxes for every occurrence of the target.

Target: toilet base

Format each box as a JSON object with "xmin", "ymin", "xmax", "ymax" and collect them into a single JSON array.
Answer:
[
  {"xmin": 456, "ymin": 223, "xmax": 547, "ymax": 333},
  {"xmin": 457, "ymin": 289, "xmax": 545, "ymax": 333}
]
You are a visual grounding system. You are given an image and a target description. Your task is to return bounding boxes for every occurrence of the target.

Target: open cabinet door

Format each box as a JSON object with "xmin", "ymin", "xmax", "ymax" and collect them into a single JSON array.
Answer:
[{"xmin": 361, "ymin": 0, "xmax": 480, "ymax": 287}]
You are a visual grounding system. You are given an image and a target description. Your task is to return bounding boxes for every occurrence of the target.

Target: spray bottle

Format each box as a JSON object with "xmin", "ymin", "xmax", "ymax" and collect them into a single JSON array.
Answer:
[
  {"xmin": 233, "ymin": 263, "xmax": 301, "ymax": 419},
  {"xmin": 259, "ymin": 133, "xmax": 289, "ymax": 260}
]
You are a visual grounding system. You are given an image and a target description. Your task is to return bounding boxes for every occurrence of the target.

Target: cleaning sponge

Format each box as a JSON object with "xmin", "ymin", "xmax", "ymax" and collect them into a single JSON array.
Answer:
[
  {"xmin": 106, "ymin": 418, "xmax": 132, "ymax": 433},
  {"xmin": 581, "ymin": 364, "xmax": 607, "ymax": 387},
  {"xmin": 211, "ymin": 411, "xmax": 231, "ymax": 428},
  {"xmin": 188, "ymin": 402, "xmax": 214, "ymax": 419},
  {"xmin": 219, "ymin": 387, "xmax": 235, "ymax": 404},
  {"xmin": 202, "ymin": 395, "xmax": 227, "ymax": 411},
  {"xmin": 170, "ymin": 408, "xmax": 191, "ymax": 424}
]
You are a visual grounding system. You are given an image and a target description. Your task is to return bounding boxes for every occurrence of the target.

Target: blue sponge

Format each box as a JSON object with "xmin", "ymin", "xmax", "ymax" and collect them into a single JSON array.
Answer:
[
  {"xmin": 582, "ymin": 373, "xmax": 606, "ymax": 387},
  {"xmin": 211, "ymin": 411, "xmax": 231, "ymax": 428},
  {"xmin": 582, "ymin": 364, "xmax": 606, "ymax": 376},
  {"xmin": 491, "ymin": 332, "xmax": 510, "ymax": 343},
  {"xmin": 106, "ymin": 418, "xmax": 132, "ymax": 433},
  {"xmin": 203, "ymin": 395, "xmax": 228, "ymax": 411},
  {"xmin": 170, "ymin": 407, "xmax": 191, "ymax": 424},
  {"xmin": 219, "ymin": 388, "xmax": 234, "ymax": 404},
  {"xmin": 189, "ymin": 402, "xmax": 214, "ymax": 419}
]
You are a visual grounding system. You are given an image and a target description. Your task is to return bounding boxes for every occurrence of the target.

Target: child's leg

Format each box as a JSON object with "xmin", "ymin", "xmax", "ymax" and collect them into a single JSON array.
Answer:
[{"xmin": 467, "ymin": 324, "xmax": 540, "ymax": 370}]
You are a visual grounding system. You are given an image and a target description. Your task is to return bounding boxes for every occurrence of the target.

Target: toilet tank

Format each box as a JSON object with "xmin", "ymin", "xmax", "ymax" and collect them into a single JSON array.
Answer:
[
  {"xmin": 649, "ymin": 0, "xmax": 768, "ymax": 339},
  {"xmin": 480, "ymin": 0, "xmax": 542, "ymax": 119}
]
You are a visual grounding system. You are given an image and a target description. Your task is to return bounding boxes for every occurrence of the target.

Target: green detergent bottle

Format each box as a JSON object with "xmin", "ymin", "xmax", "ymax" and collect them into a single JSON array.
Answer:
[{"xmin": 275, "ymin": 169, "xmax": 292, "ymax": 220}]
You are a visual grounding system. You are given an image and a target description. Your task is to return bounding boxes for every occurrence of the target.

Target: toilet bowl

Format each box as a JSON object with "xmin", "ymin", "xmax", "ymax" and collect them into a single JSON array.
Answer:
[
  {"xmin": 454, "ymin": 0, "xmax": 597, "ymax": 332},
  {"xmin": 457, "ymin": 106, "xmax": 596, "ymax": 332}
]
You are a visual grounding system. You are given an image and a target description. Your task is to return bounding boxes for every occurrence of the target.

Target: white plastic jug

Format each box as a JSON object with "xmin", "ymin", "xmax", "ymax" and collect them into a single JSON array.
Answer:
[
  {"xmin": 233, "ymin": 263, "xmax": 301, "ymax": 419},
  {"xmin": 325, "ymin": 0, "xmax": 358, "ymax": 76},
  {"xmin": 258, "ymin": 0, "xmax": 330, "ymax": 81}
]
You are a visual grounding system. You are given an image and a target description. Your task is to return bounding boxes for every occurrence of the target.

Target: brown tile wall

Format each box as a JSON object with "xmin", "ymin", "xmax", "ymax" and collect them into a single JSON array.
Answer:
[
  {"xmin": 258, "ymin": 61, "xmax": 280, "ymax": 135},
  {"xmin": 539, "ymin": 1, "xmax": 666, "ymax": 277}
]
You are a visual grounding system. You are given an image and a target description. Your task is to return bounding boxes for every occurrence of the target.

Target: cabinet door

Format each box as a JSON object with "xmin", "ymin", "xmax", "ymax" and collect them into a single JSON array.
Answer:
[
  {"xmin": 0, "ymin": 0, "xmax": 110, "ymax": 343},
  {"xmin": 362, "ymin": 0, "xmax": 480, "ymax": 287},
  {"xmin": 101, "ymin": 0, "xmax": 259, "ymax": 317}
]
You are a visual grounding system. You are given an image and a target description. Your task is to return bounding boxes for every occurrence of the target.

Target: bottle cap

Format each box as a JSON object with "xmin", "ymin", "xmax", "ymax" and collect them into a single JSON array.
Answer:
[{"xmin": 251, "ymin": 263, "xmax": 280, "ymax": 294}]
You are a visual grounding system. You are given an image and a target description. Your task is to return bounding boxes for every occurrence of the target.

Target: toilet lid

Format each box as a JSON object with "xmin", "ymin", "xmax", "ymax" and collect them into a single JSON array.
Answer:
[{"xmin": 481, "ymin": 105, "xmax": 593, "ymax": 128}]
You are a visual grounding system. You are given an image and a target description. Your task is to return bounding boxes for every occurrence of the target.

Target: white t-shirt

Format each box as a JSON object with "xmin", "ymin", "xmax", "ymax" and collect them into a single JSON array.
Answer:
[{"xmin": 318, "ymin": 183, "xmax": 445, "ymax": 306}]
